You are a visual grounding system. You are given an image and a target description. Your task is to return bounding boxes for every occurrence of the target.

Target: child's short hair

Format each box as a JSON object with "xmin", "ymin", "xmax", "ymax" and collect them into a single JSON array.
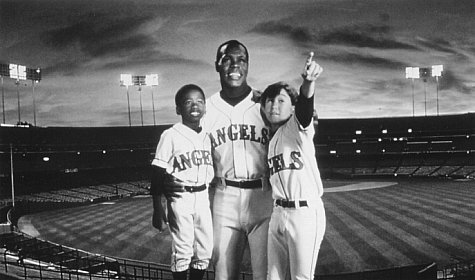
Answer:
[
  {"xmin": 260, "ymin": 82, "xmax": 299, "ymax": 107},
  {"xmin": 175, "ymin": 84, "xmax": 205, "ymax": 106}
]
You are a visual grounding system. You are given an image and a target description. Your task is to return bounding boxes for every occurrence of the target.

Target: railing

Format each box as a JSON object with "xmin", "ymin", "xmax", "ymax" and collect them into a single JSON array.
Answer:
[
  {"xmin": 3, "ymin": 228, "xmax": 475, "ymax": 280},
  {"xmin": 0, "ymin": 230, "xmax": 253, "ymax": 280}
]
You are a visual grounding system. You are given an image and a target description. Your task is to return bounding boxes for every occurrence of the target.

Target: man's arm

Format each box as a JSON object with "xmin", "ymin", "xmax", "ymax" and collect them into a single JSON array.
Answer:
[
  {"xmin": 151, "ymin": 165, "xmax": 185, "ymax": 195},
  {"xmin": 150, "ymin": 165, "xmax": 185, "ymax": 231},
  {"xmin": 150, "ymin": 166, "xmax": 167, "ymax": 231}
]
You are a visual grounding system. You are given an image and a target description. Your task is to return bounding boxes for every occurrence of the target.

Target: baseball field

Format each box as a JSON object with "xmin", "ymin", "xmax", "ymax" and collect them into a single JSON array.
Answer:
[{"xmin": 17, "ymin": 178, "xmax": 475, "ymax": 276}]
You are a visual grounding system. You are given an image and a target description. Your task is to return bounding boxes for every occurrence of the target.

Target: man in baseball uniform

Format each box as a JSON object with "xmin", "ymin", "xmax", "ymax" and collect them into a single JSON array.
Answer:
[
  {"xmin": 204, "ymin": 40, "xmax": 273, "ymax": 280},
  {"xmin": 151, "ymin": 84, "xmax": 214, "ymax": 280},
  {"xmin": 261, "ymin": 53, "xmax": 326, "ymax": 280}
]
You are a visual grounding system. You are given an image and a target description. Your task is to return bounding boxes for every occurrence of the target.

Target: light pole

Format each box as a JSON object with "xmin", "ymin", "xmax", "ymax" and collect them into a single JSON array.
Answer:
[
  {"xmin": 32, "ymin": 80, "xmax": 36, "ymax": 126},
  {"xmin": 120, "ymin": 74, "xmax": 133, "ymax": 126},
  {"xmin": 138, "ymin": 87, "xmax": 144, "ymax": 126},
  {"xmin": 151, "ymin": 88, "xmax": 156, "ymax": 126},
  {"xmin": 28, "ymin": 68, "xmax": 42, "ymax": 126},
  {"xmin": 146, "ymin": 74, "xmax": 159, "ymax": 126},
  {"xmin": 405, "ymin": 67, "xmax": 419, "ymax": 117},
  {"xmin": 133, "ymin": 75, "xmax": 146, "ymax": 126},
  {"xmin": 1, "ymin": 76, "xmax": 4, "ymax": 123},
  {"xmin": 431, "ymin": 65, "xmax": 443, "ymax": 116}
]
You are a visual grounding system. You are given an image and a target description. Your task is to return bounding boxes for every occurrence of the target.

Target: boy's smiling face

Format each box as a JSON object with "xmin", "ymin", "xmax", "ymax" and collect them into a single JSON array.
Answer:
[{"xmin": 176, "ymin": 90, "xmax": 206, "ymax": 128}]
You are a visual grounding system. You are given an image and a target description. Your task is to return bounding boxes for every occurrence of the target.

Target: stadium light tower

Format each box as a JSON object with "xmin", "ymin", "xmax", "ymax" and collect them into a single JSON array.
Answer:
[
  {"xmin": 432, "ymin": 65, "xmax": 443, "ymax": 116},
  {"xmin": 146, "ymin": 74, "xmax": 159, "ymax": 126},
  {"xmin": 405, "ymin": 67, "xmax": 419, "ymax": 117},
  {"xmin": 120, "ymin": 74, "xmax": 133, "ymax": 126}
]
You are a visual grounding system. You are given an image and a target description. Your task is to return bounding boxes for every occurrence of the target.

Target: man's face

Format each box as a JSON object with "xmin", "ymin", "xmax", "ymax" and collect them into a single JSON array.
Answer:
[{"xmin": 216, "ymin": 45, "xmax": 249, "ymax": 88}]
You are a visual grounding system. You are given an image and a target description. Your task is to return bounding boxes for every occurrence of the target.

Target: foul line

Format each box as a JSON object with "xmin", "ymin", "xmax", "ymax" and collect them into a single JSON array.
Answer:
[{"xmin": 325, "ymin": 182, "xmax": 397, "ymax": 193}]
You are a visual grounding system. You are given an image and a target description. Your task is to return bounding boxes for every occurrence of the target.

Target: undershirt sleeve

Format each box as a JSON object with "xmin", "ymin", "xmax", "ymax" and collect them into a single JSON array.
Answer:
[{"xmin": 295, "ymin": 93, "xmax": 314, "ymax": 128}]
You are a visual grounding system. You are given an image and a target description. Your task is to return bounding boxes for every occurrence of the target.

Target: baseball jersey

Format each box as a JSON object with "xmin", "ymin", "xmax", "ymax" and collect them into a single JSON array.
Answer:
[
  {"xmin": 267, "ymin": 114, "xmax": 324, "ymax": 201},
  {"xmin": 152, "ymin": 123, "xmax": 214, "ymax": 186},
  {"xmin": 203, "ymin": 90, "xmax": 270, "ymax": 180}
]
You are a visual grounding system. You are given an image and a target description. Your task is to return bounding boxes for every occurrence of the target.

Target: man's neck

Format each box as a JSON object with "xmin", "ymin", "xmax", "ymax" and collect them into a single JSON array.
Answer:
[{"xmin": 220, "ymin": 85, "xmax": 252, "ymax": 106}]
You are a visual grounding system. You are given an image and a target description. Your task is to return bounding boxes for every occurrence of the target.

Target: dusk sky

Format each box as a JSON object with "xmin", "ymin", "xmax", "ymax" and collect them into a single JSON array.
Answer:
[{"xmin": 1, "ymin": 0, "xmax": 474, "ymax": 127}]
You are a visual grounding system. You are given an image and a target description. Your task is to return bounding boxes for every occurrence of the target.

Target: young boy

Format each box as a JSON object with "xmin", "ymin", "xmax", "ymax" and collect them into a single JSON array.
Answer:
[
  {"xmin": 150, "ymin": 84, "xmax": 214, "ymax": 280},
  {"xmin": 261, "ymin": 53, "xmax": 326, "ymax": 280}
]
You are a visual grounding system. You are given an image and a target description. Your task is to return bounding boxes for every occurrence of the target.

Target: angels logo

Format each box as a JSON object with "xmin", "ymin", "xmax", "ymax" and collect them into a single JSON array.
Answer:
[
  {"xmin": 268, "ymin": 151, "xmax": 304, "ymax": 175},
  {"xmin": 172, "ymin": 150, "xmax": 213, "ymax": 173},
  {"xmin": 209, "ymin": 124, "xmax": 269, "ymax": 148}
]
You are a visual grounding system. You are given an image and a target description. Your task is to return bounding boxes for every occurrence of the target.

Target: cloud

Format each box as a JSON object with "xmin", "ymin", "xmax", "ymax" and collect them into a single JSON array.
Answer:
[
  {"xmin": 323, "ymin": 52, "xmax": 406, "ymax": 69},
  {"xmin": 414, "ymin": 37, "xmax": 461, "ymax": 55},
  {"xmin": 318, "ymin": 24, "xmax": 417, "ymax": 50},
  {"xmin": 439, "ymin": 69, "xmax": 473, "ymax": 95},
  {"xmin": 249, "ymin": 21, "xmax": 314, "ymax": 43},
  {"xmin": 250, "ymin": 21, "xmax": 418, "ymax": 51},
  {"xmin": 43, "ymin": 13, "xmax": 155, "ymax": 57}
]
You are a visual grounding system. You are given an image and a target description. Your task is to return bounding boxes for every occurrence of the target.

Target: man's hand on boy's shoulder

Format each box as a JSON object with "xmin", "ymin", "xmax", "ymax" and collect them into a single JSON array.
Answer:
[{"xmin": 162, "ymin": 174, "xmax": 185, "ymax": 198}]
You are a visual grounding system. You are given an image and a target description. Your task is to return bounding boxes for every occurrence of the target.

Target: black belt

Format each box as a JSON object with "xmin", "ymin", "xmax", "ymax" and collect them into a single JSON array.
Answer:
[
  {"xmin": 184, "ymin": 185, "xmax": 206, "ymax": 192},
  {"xmin": 225, "ymin": 179, "xmax": 262, "ymax": 189},
  {"xmin": 275, "ymin": 199, "xmax": 308, "ymax": 208}
]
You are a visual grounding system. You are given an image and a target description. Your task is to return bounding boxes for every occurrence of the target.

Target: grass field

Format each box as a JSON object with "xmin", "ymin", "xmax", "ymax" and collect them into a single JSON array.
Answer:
[{"xmin": 17, "ymin": 178, "xmax": 475, "ymax": 275}]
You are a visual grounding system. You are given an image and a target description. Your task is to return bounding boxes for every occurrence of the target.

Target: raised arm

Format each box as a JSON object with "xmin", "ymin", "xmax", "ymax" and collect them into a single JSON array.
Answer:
[{"xmin": 296, "ymin": 52, "xmax": 323, "ymax": 127}]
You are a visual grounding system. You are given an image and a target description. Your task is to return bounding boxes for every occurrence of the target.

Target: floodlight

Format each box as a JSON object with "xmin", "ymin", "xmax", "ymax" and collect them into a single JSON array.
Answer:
[
  {"xmin": 0, "ymin": 64, "xmax": 9, "ymax": 76},
  {"xmin": 120, "ymin": 74, "xmax": 133, "ymax": 86},
  {"xmin": 133, "ymin": 75, "xmax": 146, "ymax": 86},
  {"xmin": 145, "ymin": 74, "xmax": 159, "ymax": 86},
  {"xmin": 9, "ymin": 64, "xmax": 18, "ymax": 79},
  {"xmin": 419, "ymin": 67, "xmax": 431, "ymax": 79},
  {"xmin": 19, "ymin": 65, "xmax": 26, "ymax": 80},
  {"xmin": 431, "ymin": 65, "xmax": 443, "ymax": 77},
  {"xmin": 405, "ymin": 67, "xmax": 419, "ymax": 79}
]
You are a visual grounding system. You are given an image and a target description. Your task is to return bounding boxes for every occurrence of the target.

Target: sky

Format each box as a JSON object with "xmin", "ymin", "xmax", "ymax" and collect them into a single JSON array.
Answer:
[{"xmin": 0, "ymin": 0, "xmax": 474, "ymax": 127}]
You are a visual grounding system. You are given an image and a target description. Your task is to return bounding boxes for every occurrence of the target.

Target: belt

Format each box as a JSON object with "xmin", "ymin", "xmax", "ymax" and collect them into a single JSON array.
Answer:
[
  {"xmin": 225, "ymin": 179, "xmax": 262, "ymax": 189},
  {"xmin": 184, "ymin": 185, "xmax": 206, "ymax": 192},
  {"xmin": 275, "ymin": 199, "xmax": 308, "ymax": 208}
]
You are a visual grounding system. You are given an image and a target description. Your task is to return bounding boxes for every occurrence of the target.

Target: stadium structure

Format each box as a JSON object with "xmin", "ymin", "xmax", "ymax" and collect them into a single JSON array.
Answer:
[{"xmin": 0, "ymin": 113, "xmax": 474, "ymax": 280}]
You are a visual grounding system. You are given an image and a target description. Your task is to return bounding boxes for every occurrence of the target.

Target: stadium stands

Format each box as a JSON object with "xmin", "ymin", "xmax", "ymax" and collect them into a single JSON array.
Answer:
[
  {"xmin": 0, "ymin": 113, "xmax": 474, "ymax": 279},
  {"xmin": 1, "ymin": 114, "xmax": 473, "ymax": 197}
]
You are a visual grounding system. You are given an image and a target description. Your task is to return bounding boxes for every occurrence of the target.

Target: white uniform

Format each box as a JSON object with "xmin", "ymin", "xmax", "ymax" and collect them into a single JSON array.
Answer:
[
  {"xmin": 203, "ymin": 90, "xmax": 273, "ymax": 280},
  {"xmin": 152, "ymin": 123, "xmax": 214, "ymax": 272},
  {"xmin": 266, "ymin": 114, "xmax": 326, "ymax": 280}
]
